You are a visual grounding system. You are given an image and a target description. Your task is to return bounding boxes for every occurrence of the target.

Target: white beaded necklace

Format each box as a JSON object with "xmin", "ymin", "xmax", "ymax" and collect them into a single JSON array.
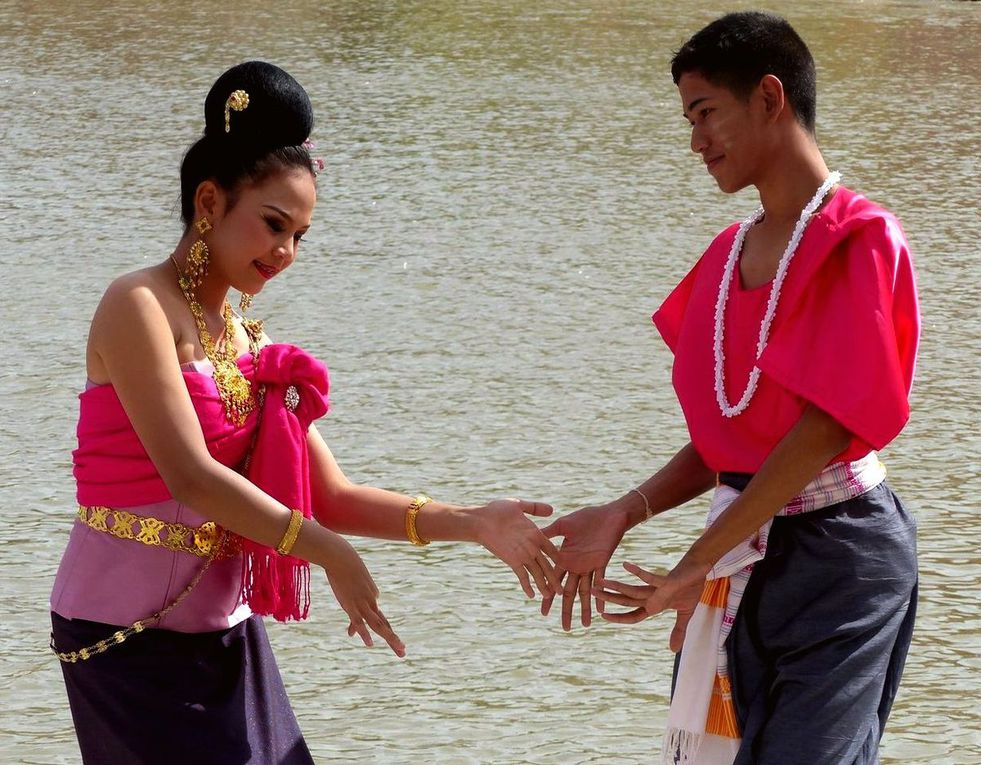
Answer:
[{"xmin": 713, "ymin": 171, "xmax": 840, "ymax": 418}]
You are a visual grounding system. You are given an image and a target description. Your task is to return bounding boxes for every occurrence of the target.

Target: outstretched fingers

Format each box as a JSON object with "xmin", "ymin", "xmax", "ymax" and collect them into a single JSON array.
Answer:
[
  {"xmin": 364, "ymin": 606, "xmax": 405, "ymax": 658},
  {"xmin": 622, "ymin": 561, "xmax": 666, "ymax": 586},
  {"xmin": 511, "ymin": 563, "xmax": 536, "ymax": 599},
  {"xmin": 593, "ymin": 589, "xmax": 644, "ymax": 609},
  {"xmin": 578, "ymin": 571, "xmax": 592, "ymax": 628},
  {"xmin": 538, "ymin": 551, "xmax": 561, "ymax": 591},
  {"xmin": 541, "ymin": 566, "xmax": 566, "ymax": 616},
  {"xmin": 595, "ymin": 577, "xmax": 652, "ymax": 600},
  {"xmin": 540, "ymin": 536, "xmax": 561, "ymax": 564},
  {"xmin": 600, "ymin": 607, "xmax": 649, "ymax": 625},
  {"xmin": 593, "ymin": 566, "xmax": 664, "ymax": 625},
  {"xmin": 507, "ymin": 538, "xmax": 559, "ymax": 599},
  {"xmin": 519, "ymin": 500, "xmax": 554, "ymax": 519},
  {"xmin": 593, "ymin": 577, "xmax": 649, "ymax": 610},
  {"xmin": 348, "ymin": 618, "xmax": 374, "ymax": 648},
  {"xmin": 521, "ymin": 506, "xmax": 560, "ymax": 563},
  {"xmin": 596, "ymin": 564, "xmax": 609, "ymax": 614},
  {"xmin": 525, "ymin": 554, "xmax": 553, "ymax": 599},
  {"xmin": 561, "ymin": 572, "xmax": 580, "ymax": 632},
  {"xmin": 348, "ymin": 607, "xmax": 404, "ymax": 658}
]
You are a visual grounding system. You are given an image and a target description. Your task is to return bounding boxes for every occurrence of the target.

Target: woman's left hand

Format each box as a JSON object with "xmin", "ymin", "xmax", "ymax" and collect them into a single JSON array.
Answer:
[
  {"xmin": 472, "ymin": 499, "xmax": 561, "ymax": 600},
  {"xmin": 593, "ymin": 556, "xmax": 710, "ymax": 651}
]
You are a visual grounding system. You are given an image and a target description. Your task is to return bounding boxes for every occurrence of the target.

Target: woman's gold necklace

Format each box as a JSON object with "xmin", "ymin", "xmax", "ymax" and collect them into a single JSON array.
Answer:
[{"xmin": 170, "ymin": 256, "xmax": 256, "ymax": 425}]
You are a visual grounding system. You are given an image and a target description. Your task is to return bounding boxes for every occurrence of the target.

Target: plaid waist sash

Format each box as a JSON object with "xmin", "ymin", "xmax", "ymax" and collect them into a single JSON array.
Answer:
[{"xmin": 663, "ymin": 453, "xmax": 887, "ymax": 765}]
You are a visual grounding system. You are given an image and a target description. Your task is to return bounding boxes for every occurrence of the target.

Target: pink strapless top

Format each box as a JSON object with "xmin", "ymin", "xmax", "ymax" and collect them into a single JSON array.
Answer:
[{"xmin": 50, "ymin": 360, "xmax": 251, "ymax": 633}]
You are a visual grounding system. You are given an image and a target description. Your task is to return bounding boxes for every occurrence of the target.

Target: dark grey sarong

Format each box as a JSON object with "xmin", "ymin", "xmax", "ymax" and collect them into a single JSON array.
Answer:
[
  {"xmin": 52, "ymin": 613, "xmax": 314, "ymax": 765},
  {"xmin": 719, "ymin": 477, "xmax": 918, "ymax": 765}
]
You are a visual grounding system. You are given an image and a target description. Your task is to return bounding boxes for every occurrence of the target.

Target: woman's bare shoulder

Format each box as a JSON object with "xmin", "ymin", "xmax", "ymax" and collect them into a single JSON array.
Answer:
[
  {"xmin": 96, "ymin": 265, "xmax": 176, "ymax": 312},
  {"xmin": 87, "ymin": 264, "xmax": 183, "ymax": 382}
]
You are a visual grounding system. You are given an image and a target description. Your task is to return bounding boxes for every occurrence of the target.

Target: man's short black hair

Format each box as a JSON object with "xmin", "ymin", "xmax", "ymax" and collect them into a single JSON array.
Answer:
[{"xmin": 671, "ymin": 12, "xmax": 817, "ymax": 133}]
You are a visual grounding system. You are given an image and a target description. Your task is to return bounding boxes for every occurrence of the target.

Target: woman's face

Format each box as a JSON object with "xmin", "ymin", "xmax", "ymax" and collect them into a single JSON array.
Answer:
[{"xmin": 208, "ymin": 167, "xmax": 317, "ymax": 294}]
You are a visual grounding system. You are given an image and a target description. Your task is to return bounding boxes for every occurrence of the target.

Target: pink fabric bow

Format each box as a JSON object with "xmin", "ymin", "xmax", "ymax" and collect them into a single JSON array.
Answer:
[{"xmin": 241, "ymin": 344, "xmax": 330, "ymax": 621}]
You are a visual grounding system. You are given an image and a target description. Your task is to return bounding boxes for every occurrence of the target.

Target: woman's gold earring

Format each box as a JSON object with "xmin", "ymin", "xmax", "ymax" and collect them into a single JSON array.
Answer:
[
  {"xmin": 186, "ymin": 240, "xmax": 209, "ymax": 289},
  {"xmin": 239, "ymin": 293, "xmax": 253, "ymax": 313},
  {"xmin": 185, "ymin": 217, "xmax": 211, "ymax": 289}
]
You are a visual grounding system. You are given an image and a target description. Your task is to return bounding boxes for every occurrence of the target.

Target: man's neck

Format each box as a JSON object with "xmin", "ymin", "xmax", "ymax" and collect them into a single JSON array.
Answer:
[{"xmin": 753, "ymin": 138, "xmax": 832, "ymax": 222}]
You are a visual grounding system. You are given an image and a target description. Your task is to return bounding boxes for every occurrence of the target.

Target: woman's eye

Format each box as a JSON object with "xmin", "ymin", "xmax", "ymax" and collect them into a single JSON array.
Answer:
[
  {"xmin": 293, "ymin": 232, "xmax": 304, "ymax": 243},
  {"xmin": 265, "ymin": 218, "xmax": 284, "ymax": 233}
]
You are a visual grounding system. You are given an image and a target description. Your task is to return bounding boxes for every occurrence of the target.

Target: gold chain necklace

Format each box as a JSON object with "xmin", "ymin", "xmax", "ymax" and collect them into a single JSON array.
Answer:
[{"xmin": 170, "ymin": 256, "xmax": 256, "ymax": 425}]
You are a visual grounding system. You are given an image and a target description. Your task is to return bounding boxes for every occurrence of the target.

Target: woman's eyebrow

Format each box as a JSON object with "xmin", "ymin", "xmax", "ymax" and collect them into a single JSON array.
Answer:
[{"xmin": 262, "ymin": 204, "xmax": 293, "ymax": 221}]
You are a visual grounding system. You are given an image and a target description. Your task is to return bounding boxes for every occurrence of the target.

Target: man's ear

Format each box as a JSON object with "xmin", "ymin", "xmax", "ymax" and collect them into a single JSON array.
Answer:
[{"xmin": 758, "ymin": 74, "xmax": 787, "ymax": 124}]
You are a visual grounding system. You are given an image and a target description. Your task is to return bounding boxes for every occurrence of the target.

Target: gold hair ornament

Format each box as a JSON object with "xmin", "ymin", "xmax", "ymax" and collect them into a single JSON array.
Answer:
[{"xmin": 225, "ymin": 89, "xmax": 250, "ymax": 133}]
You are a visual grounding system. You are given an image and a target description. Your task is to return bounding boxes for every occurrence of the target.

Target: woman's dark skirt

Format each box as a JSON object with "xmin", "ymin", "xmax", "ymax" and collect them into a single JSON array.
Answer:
[
  {"xmin": 716, "ymin": 477, "xmax": 918, "ymax": 765},
  {"xmin": 51, "ymin": 613, "xmax": 314, "ymax": 765}
]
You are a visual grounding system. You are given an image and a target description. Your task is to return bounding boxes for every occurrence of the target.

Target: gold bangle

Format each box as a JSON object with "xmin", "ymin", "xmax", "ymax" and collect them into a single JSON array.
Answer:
[
  {"xmin": 276, "ymin": 509, "xmax": 304, "ymax": 556},
  {"xmin": 405, "ymin": 495, "xmax": 433, "ymax": 546}
]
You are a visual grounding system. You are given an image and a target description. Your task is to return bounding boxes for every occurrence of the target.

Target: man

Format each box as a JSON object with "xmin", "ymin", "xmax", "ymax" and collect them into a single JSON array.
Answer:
[{"xmin": 542, "ymin": 12, "xmax": 919, "ymax": 764}]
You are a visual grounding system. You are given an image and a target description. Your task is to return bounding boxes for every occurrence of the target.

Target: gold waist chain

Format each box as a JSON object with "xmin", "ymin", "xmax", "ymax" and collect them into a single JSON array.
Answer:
[
  {"xmin": 53, "ymin": 507, "xmax": 241, "ymax": 663},
  {"xmin": 75, "ymin": 505, "xmax": 240, "ymax": 559},
  {"xmin": 52, "ymin": 526, "xmax": 230, "ymax": 664}
]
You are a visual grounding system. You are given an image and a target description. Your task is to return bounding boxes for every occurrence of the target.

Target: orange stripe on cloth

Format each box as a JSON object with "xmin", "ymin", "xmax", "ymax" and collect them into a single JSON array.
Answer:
[
  {"xmin": 706, "ymin": 674, "xmax": 740, "ymax": 738},
  {"xmin": 699, "ymin": 576, "xmax": 730, "ymax": 608}
]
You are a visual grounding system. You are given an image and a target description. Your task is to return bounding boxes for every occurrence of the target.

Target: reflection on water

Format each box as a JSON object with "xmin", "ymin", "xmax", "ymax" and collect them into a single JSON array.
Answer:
[{"xmin": 1, "ymin": 1, "xmax": 978, "ymax": 763}]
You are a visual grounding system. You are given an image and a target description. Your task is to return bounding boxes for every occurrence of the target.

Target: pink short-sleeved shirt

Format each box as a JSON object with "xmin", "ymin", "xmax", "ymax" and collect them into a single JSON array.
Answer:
[{"xmin": 652, "ymin": 187, "xmax": 920, "ymax": 474}]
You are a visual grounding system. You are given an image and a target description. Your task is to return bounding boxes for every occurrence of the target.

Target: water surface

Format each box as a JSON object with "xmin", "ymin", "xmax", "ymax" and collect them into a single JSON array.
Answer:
[{"xmin": 1, "ymin": 1, "xmax": 978, "ymax": 762}]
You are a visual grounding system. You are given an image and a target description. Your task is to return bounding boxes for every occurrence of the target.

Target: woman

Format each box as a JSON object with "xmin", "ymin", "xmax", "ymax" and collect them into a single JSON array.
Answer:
[{"xmin": 50, "ymin": 61, "xmax": 559, "ymax": 764}]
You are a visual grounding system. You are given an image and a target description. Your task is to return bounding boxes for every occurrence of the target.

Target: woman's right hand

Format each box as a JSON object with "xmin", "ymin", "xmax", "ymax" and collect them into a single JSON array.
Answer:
[{"xmin": 321, "ymin": 533, "xmax": 405, "ymax": 657}]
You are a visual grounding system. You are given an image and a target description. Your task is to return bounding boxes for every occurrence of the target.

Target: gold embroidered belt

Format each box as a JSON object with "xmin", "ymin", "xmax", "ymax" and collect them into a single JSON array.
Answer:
[{"xmin": 76, "ymin": 505, "xmax": 240, "ymax": 560}]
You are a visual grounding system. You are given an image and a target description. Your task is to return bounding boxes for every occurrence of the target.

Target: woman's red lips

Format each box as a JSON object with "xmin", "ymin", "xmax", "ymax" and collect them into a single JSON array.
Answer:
[
  {"xmin": 254, "ymin": 261, "xmax": 278, "ymax": 279},
  {"xmin": 705, "ymin": 155, "xmax": 723, "ymax": 170}
]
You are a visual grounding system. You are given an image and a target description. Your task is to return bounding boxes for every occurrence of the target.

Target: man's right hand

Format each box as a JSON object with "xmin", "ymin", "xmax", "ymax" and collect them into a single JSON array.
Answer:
[{"xmin": 540, "ymin": 503, "xmax": 632, "ymax": 631}]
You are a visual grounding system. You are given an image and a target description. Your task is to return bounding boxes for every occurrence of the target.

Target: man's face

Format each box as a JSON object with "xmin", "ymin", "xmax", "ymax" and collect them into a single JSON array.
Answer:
[{"xmin": 678, "ymin": 71, "xmax": 766, "ymax": 194}]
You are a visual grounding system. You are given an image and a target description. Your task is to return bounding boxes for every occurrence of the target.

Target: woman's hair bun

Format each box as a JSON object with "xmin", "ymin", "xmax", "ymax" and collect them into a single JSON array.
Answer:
[
  {"xmin": 203, "ymin": 61, "xmax": 313, "ymax": 151},
  {"xmin": 178, "ymin": 61, "xmax": 316, "ymax": 226}
]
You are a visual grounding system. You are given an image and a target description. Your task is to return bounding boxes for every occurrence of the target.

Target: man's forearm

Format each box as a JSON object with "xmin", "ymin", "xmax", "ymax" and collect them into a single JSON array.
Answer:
[
  {"xmin": 620, "ymin": 442, "xmax": 717, "ymax": 528},
  {"xmin": 687, "ymin": 404, "xmax": 851, "ymax": 566}
]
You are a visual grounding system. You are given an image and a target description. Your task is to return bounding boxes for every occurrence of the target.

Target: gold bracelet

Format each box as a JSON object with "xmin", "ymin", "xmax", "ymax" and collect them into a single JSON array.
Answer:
[
  {"xmin": 276, "ymin": 509, "xmax": 304, "ymax": 556},
  {"xmin": 405, "ymin": 495, "xmax": 433, "ymax": 546}
]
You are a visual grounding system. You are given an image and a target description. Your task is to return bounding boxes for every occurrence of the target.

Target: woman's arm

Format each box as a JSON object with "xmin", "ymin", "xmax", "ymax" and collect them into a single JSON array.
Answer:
[
  {"xmin": 89, "ymin": 276, "xmax": 404, "ymax": 654},
  {"xmin": 305, "ymin": 425, "xmax": 560, "ymax": 598}
]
